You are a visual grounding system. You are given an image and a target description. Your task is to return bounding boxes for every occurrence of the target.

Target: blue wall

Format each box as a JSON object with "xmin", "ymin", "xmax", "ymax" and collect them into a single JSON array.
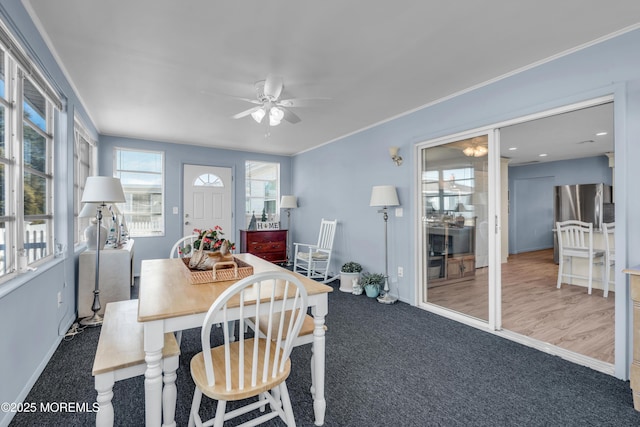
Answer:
[
  {"xmin": 98, "ymin": 136, "xmax": 292, "ymax": 276},
  {"xmin": 0, "ymin": 3, "xmax": 97, "ymax": 425},
  {"xmin": 294, "ymin": 28, "xmax": 640, "ymax": 306},
  {"xmin": 508, "ymin": 156, "xmax": 612, "ymax": 253},
  {"xmin": 2, "ymin": 3, "xmax": 640, "ymax": 423}
]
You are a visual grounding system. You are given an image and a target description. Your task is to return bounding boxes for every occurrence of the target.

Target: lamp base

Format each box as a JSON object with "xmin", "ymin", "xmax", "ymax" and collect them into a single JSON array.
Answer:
[
  {"xmin": 84, "ymin": 220, "xmax": 108, "ymax": 250},
  {"xmin": 377, "ymin": 293, "xmax": 397, "ymax": 304},
  {"xmin": 79, "ymin": 312, "xmax": 103, "ymax": 327}
]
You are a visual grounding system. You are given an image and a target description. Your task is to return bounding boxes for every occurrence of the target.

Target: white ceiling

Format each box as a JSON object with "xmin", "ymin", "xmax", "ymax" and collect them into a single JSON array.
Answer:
[{"xmin": 23, "ymin": 1, "xmax": 640, "ymax": 157}]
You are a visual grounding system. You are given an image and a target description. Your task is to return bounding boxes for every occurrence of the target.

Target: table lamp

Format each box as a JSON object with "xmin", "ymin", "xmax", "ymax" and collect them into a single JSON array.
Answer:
[
  {"xmin": 80, "ymin": 176, "xmax": 126, "ymax": 327},
  {"xmin": 280, "ymin": 195, "xmax": 297, "ymax": 265},
  {"xmin": 370, "ymin": 185, "xmax": 400, "ymax": 304},
  {"xmin": 79, "ymin": 202, "xmax": 107, "ymax": 250}
]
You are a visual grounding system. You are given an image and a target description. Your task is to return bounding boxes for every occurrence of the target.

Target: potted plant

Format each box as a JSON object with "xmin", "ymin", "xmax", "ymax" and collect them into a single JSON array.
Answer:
[
  {"xmin": 339, "ymin": 261, "xmax": 362, "ymax": 293},
  {"xmin": 360, "ymin": 272, "xmax": 385, "ymax": 298}
]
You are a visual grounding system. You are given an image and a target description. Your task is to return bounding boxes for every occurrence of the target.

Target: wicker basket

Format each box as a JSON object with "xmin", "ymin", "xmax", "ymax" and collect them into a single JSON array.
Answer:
[{"xmin": 181, "ymin": 256, "xmax": 254, "ymax": 284}]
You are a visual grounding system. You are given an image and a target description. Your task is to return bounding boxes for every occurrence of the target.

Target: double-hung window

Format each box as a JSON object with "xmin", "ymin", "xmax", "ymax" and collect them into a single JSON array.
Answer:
[
  {"xmin": 0, "ymin": 27, "xmax": 59, "ymax": 281},
  {"xmin": 245, "ymin": 161, "xmax": 280, "ymax": 224},
  {"xmin": 74, "ymin": 115, "xmax": 95, "ymax": 245},
  {"xmin": 114, "ymin": 148, "xmax": 164, "ymax": 237}
]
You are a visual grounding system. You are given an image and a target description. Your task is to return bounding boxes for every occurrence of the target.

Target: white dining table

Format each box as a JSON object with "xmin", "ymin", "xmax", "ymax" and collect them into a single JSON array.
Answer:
[{"xmin": 137, "ymin": 253, "xmax": 332, "ymax": 426}]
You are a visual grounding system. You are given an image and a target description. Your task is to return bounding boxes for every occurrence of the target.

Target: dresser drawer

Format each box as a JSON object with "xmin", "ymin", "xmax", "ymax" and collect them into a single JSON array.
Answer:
[
  {"xmin": 240, "ymin": 229, "xmax": 288, "ymax": 264},
  {"xmin": 247, "ymin": 231, "xmax": 284, "ymax": 244},
  {"xmin": 247, "ymin": 240, "xmax": 286, "ymax": 253}
]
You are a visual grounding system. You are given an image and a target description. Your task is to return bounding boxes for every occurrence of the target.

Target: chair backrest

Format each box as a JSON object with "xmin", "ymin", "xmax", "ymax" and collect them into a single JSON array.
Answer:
[
  {"xmin": 316, "ymin": 219, "xmax": 337, "ymax": 251},
  {"xmin": 169, "ymin": 234, "xmax": 198, "ymax": 258},
  {"xmin": 603, "ymin": 222, "xmax": 615, "ymax": 256},
  {"xmin": 556, "ymin": 220, "xmax": 593, "ymax": 251},
  {"xmin": 200, "ymin": 271, "xmax": 308, "ymax": 391}
]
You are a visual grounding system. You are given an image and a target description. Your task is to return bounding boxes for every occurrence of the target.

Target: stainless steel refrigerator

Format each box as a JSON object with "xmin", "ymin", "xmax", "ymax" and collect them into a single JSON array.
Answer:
[{"xmin": 553, "ymin": 183, "xmax": 614, "ymax": 262}]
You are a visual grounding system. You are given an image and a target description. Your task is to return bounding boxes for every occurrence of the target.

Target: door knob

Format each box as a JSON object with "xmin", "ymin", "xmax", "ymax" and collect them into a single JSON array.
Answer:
[{"xmin": 185, "ymin": 221, "xmax": 190, "ymax": 225}]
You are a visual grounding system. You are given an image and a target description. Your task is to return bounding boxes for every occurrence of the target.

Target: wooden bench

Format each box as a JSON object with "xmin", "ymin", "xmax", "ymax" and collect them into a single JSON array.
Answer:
[{"xmin": 92, "ymin": 300, "xmax": 180, "ymax": 427}]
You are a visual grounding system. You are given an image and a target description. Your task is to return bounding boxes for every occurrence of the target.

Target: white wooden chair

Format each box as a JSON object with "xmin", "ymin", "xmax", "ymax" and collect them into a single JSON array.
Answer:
[
  {"xmin": 169, "ymin": 234, "xmax": 200, "ymax": 346},
  {"xmin": 556, "ymin": 220, "xmax": 605, "ymax": 295},
  {"xmin": 188, "ymin": 271, "xmax": 308, "ymax": 427},
  {"xmin": 293, "ymin": 218, "xmax": 337, "ymax": 283},
  {"xmin": 169, "ymin": 234, "xmax": 199, "ymax": 258},
  {"xmin": 603, "ymin": 222, "xmax": 615, "ymax": 298},
  {"xmin": 246, "ymin": 310, "xmax": 326, "ymax": 399}
]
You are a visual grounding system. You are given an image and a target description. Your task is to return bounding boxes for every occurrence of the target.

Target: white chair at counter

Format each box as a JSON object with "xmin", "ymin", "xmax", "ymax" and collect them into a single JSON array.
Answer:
[
  {"xmin": 556, "ymin": 220, "xmax": 605, "ymax": 295},
  {"xmin": 603, "ymin": 222, "xmax": 615, "ymax": 298}
]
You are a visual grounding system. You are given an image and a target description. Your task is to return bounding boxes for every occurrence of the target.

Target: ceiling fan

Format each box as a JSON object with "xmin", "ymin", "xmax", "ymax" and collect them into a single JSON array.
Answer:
[{"xmin": 231, "ymin": 74, "xmax": 310, "ymax": 132}]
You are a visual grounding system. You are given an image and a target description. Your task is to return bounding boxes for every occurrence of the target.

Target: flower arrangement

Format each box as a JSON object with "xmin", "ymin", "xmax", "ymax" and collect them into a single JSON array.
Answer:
[{"xmin": 180, "ymin": 226, "xmax": 235, "ymax": 256}]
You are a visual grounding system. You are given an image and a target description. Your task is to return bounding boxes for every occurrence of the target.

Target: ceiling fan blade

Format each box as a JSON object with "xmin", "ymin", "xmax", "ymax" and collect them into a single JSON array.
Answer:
[
  {"xmin": 232, "ymin": 106, "xmax": 262, "ymax": 120},
  {"xmin": 277, "ymin": 97, "xmax": 331, "ymax": 108},
  {"xmin": 263, "ymin": 74, "xmax": 283, "ymax": 100},
  {"xmin": 281, "ymin": 107, "xmax": 301, "ymax": 124},
  {"xmin": 200, "ymin": 90, "xmax": 261, "ymax": 105}
]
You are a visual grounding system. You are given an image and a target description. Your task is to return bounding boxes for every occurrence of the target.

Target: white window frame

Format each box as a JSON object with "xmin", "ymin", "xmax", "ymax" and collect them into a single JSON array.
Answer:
[
  {"xmin": 0, "ymin": 45, "xmax": 58, "ymax": 282},
  {"xmin": 114, "ymin": 147, "xmax": 165, "ymax": 237},
  {"xmin": 245, "ymin": 161, "xmax": 280, "ymax": 224},
  {"xmin": 74, "ymin": 114, "xmax": 96, "ymax": 245}
]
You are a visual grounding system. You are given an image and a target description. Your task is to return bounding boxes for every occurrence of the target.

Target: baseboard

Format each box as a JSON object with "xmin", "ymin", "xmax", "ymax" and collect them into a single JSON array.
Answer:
[{"xmin": 0, "ymin": 317, "xmax": 74, "ymax": 427}]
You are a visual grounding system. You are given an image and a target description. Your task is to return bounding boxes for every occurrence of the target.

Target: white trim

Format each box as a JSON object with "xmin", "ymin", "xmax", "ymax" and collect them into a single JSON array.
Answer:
[
  {"xmin": 413, "ymin": 93, "xmax": 623, "ymax": 377},
  {"xmin": 497, "ymin": 329, "xmax": 615, "ymax": 376}
]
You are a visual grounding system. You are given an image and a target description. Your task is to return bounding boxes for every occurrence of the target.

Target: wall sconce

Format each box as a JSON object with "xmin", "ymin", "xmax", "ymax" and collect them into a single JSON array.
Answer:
[{"xmin": 389, "ymin": 146, "xmax": 403, "ymax": 166}]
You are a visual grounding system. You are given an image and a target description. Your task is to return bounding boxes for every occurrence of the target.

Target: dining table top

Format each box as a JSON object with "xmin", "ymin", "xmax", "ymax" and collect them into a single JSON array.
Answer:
[{"xmin": 138, "ymin": 253, "xmax": 333, "ymax": 323}]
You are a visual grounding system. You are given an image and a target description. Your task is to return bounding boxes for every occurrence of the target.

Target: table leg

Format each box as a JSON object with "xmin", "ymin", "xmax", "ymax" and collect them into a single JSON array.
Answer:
[
  {"xmin": 144, "ymin": 321, "xmax": 164, "ymax": 427},
  {"xmin": 162, "ymin": 353, "xmax": 179, "ymax": 427},
  {"xmin": 312, "ymin": 309, "xmax": 327, "ymax": 426}
]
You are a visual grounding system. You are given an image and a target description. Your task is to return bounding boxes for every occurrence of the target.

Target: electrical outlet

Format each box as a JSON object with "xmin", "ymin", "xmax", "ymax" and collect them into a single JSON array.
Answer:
[
  {"xmin": 398, "ymin": 266, "xmax": 404, "ymax": 277},
  {"xmin": 57, "ymin": 291, "xmax": 63, "ymax": 307}
]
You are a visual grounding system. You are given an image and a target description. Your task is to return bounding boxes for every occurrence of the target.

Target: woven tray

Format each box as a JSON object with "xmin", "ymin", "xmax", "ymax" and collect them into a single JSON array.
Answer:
[{"xmin": 181, "ymin": 256, "xmax": 254, "ymax": 284}]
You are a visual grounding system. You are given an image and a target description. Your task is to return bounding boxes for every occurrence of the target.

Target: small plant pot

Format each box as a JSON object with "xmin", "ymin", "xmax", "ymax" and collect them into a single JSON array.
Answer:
[
  {"xmin": 364, "ymin": 285, "xmax": 379, "ymax": 298},
  {"xmin": 339, "ymin": 272, "xmax": 359, "ymax": 292}
]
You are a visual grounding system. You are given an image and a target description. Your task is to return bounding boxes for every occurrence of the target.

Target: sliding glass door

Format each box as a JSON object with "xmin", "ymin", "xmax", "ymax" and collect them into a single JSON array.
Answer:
[{"xmin": 418, "ymin": 133, "xmax": 498, "ymax": 324}]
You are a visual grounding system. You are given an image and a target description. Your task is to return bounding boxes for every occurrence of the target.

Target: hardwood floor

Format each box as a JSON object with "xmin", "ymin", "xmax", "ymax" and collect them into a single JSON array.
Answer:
[{"xmin": 427, "ymin": 249, "xmax": 615, "ymax": 363}]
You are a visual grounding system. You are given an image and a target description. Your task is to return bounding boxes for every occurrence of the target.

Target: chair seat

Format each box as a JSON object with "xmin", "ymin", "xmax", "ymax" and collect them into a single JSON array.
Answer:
[
  {"xmin": 191, "ymin": 338, "xmax": 290, "ymax": 402},
  {"xmin": 297, "ymin": 251, "xmax": 329, "ymax": 260},
  {"xmin": 562, "ymin": 247, "xmax": 605, "ymax": 258}
]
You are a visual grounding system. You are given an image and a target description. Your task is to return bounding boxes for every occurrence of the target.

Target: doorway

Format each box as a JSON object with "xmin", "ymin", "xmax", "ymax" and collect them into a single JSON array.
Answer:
[
  {"xmin": 416, "ymin": 97, "xmax": 617, "ymax": 371},
  {"xmin": 183, "ymin": 165, "xmax": 233, "ymax": 237},
  {"xmin": 500, "ymin": 101, "xmax": 615, "ymax": 364}
]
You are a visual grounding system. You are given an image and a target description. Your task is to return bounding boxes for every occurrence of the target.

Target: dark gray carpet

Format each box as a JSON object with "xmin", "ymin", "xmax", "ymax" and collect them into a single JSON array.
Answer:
[{"xmin": 9, "ymin": 279, "xmax": 640, "ymax": 426}]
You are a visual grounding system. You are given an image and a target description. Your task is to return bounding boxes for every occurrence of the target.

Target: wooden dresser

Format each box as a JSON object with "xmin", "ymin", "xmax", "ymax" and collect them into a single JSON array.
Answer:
[
  {"xmin": 240, "ymin": 229, "xmax": 287, "ymax": 263},
  {"xmin": 624, "ymin": 266, "xmax": 640, "ymax": 411}
]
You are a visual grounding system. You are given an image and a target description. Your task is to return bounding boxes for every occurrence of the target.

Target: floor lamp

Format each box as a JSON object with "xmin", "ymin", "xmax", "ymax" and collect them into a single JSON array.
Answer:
[
  {"xmin": 370, "ymin": 185, "xmax": 400, "ymax": 304},
  {"xmin": 80, "ymin": 176, "xmax": 126, "ymax": 327},
  {"xmin": 280, "ymin": 195, "xmax": 297, "ymax": 266}
]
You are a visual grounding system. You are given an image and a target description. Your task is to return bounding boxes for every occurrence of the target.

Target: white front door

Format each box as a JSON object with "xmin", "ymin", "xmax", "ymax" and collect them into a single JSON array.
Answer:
[{"xmin": 183, "ymin": 165, "xmax": 233, "ymax": 239}]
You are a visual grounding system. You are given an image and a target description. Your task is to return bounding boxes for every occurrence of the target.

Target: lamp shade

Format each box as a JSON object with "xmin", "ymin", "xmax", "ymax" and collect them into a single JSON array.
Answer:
[
  {"xmin": 81, "ymin": 177, "xmax": 126, "ymax": 204},
  {"xmin": 79, "ymin": 202, "xmax": 102, "ymax": 217},
  {"xmin": 280, "ymin": 195, "xmax": 298, "ymax": 209},
  {"xmin": 370, "ymin": 185, "xmax": 399, "ymax": 207}
]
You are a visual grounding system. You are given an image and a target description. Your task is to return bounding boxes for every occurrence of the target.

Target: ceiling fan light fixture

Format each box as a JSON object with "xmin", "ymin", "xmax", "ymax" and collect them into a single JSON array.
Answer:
[
  {"xmin": 251, "ymin": 107, "xmax": 266, "ymax": 123},
  {"xmin": 269, "ymin": 106, "xmax": 284, "ymax": 126},
  {"xmin": 463, "ymin": 145, "xmax": 488, "ymax": 157},
  {"xmin": 463, "ymin": 146, "xmax": 475, "ymax": 157}
]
